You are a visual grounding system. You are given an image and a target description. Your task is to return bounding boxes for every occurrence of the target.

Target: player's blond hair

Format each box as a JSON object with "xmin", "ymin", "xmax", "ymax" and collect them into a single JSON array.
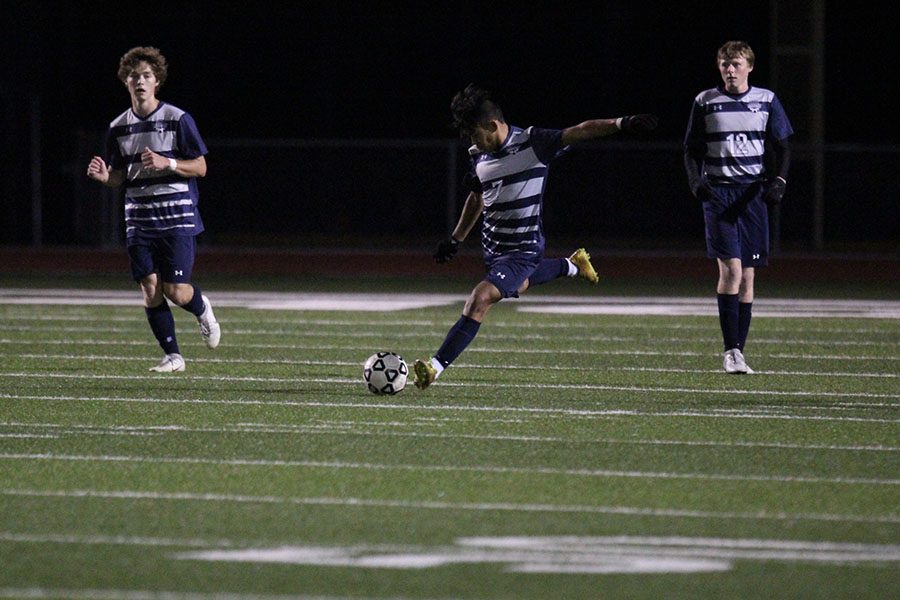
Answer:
[
  {"xmin": 117, "ymin": 46, "xmax": 168, "ymax": 90},
  {"xmin": 717, "ymin": 41, "xmax": 755, "ymax": 67}
]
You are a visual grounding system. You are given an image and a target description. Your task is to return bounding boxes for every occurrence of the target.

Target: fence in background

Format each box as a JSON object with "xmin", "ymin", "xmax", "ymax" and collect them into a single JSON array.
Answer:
[{"xmin": 19, "ymin": 137, "xmax": 900, "ymax": 251}]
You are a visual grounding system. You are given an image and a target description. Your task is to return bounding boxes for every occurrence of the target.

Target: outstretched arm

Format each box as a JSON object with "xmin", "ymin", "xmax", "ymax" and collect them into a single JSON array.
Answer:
[{"xmin": 561, "ymin": 114, "xmax": 658, "ymax": 145}]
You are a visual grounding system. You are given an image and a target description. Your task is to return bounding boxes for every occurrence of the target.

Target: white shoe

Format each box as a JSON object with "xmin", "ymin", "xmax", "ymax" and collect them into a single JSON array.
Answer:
[
  {"xmin": 198, "ymin": 295, "xmax": 221, "ymax": 349},
  {"xmin": 149, "ymin": 353, "xmax": 185, "ymax": 372},
  {"xmin": 724, "ymin": 348, "xmax": 748, "ymax": 374},
  {"xmin": 732, "ymin": 348, "xmax": 754, "ymax": 374}
]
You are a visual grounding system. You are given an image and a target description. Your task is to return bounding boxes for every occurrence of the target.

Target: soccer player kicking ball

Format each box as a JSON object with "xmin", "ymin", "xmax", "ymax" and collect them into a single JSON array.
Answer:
[
  {"xmin": 86, "ymin": 46, "xmax": 221, "ymax": 372},
  {"xmin": 414, "ymin": 84, "xmax": 658, "ymax": 389},
  {"xmin": 684, "ymin": 41, "xmax": 793, "ymax": 374}
]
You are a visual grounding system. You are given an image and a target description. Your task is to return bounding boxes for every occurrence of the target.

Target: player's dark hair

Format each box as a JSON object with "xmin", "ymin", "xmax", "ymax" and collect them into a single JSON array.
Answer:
[
  {"xmin": 450, "ymin": 84, "xmax": 505, "ymax": 133},
  {"xmin": 717, "ymin": 41, "xmax": 755, "ymax": 67},
  {"xmin": 118, "ymin": 46, "xmax": 168, "ymax": 90}
]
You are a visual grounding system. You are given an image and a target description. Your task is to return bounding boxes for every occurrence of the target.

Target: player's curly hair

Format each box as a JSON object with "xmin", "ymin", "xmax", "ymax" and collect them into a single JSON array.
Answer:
[
  {"xmin": 450, "ymin": 84, "xmax": 505, "ymax": 133},
  {"xmin": 717, "ymin": 41, "xmax": 755, "ymax": 67},
  {"xmin": 117, "ymin": 46, "xmax": 168, "ymax": 90}
]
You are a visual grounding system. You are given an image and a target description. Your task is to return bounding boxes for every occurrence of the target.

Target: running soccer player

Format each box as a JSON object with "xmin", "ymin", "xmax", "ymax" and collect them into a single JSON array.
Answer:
[
  {"xmin": 86, "ymin": 46, "xmax": 220, "ymax": 372},
  {"xmin": 413, "ymin": 84, "xmax": 658, "ymax": 389},
  {"xmin": 683, "ymin": 41, "xmax": 793, "ymax": 374}
]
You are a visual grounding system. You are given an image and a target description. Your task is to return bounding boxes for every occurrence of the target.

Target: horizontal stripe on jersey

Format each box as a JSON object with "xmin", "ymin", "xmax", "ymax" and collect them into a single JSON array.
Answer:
[
  {"xmin": 105, "ymin": 102, "xmax": 207, "ymax": 239},
  {"xmin": 684, "ymin": 86, "xmax": 793, "ymax": 185},
  {"xmin": 469, "ymin": 126, "xmax": 563, "ymax": 256}
]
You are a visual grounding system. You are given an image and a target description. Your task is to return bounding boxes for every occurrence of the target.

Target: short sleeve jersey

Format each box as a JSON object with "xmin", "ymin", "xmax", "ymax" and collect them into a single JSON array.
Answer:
[
  {"xmin": 105, "ymin": 102, "xmax": 208, "ymax": 241},
  {"xmin": 684, "ymin": 86, "xmax": 793, "ymax": 185},
  {"xmin": 468, "ymin": 126, "xmax": 564, "ymax": 257}
]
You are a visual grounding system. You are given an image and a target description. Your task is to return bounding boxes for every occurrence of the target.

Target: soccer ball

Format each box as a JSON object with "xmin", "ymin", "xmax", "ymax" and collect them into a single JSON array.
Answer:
[{"xmin": 363, "ymin": 351, "xmax": 408, "ymax": 395}]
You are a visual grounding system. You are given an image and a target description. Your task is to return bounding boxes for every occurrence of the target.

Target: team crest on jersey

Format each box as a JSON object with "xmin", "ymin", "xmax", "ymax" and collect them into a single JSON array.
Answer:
[
  {"xmin": 747, "ymin": 102, "xmax": 762, "ymax": 112},
  {"xmin": 155, "ymin": 122, "xmax": 167, "ymax": 134}
]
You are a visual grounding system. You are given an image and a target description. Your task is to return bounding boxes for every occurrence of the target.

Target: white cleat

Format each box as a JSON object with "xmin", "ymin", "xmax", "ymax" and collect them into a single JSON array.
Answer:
[
  {"xmin": 149, "ymin": 353, "xmax": 185, "ymax": 373},
  {"xmin": 732, "ymin": 348, "xmax": 754, "ymax": 374},
  {"xmin": 198, "ymin": 295, "xmax": 221, "ymax": 349},
  {"xmin": 724, "ymin": 348, "xmax": 748, "ymax": 374}
]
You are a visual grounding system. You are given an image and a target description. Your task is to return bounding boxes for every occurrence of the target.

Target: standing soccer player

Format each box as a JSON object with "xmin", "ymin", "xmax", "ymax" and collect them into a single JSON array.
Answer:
[
  {"xmin": 86, "ymin": 46, "xmax": 220, "ymax": 372},
  {"xmin": 413, "ymin": 84, "xmax": 658, "ymax": 389},
  {"xmin": 684, "ymin": 41, "xmax": 793, "ymax": 374}
]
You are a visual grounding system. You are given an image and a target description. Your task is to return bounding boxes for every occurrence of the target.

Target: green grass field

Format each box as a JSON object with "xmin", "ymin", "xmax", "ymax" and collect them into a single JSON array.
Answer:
[{"xmin": 0, "ymin": 283, "xmax": 898, "ymax": 599}]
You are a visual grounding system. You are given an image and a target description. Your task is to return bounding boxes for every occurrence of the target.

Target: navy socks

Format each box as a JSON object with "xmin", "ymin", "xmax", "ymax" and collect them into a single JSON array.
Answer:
[
  {"xmin": 145, "ymin": 301, "xmax": 179, "ymax": 355},
  {"xmin": 528, "ymin": 258, "xmax": 568, "ymax": 287},
  {"xmin": 434, "ymin": 315, "xmax": 481, "ymax": 368},
  {"xmin": 738, "ymin": 301, "xmax": 752, "ymax": 351},
  {"xmin": 717, "ymin": 293, "xmax": 740, "ymax": 351},
  {"xmin": 179, "ymin": 284, "xmax": 205, "ymax": 317}
]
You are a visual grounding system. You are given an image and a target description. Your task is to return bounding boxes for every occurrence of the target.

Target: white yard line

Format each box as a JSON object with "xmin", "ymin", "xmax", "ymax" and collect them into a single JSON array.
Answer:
[
  {"xmin": 2, "ymin": 392, "xmax": 898, "ymax": 424},
  {"xmin": 9, "ymin": 353, "xmax": 899, "ymax": 379},
  {"xmin": 0, "ymin": 418, "xmax": 892, "ymax": 453},
  {"xmin": 5, "ymin": 338, "xmax": 900, "ymax": 361},
  {"xmin": 6, "ymin": 312, "xmax": 897, "ymax": 338},
  {"xmin": 5, "ymin": 324, "xmax": 900, "ymax": 348},
  {"xmin": 1, "ymin": 452, "xmax": 895, "ymax": 486},
  {"xmin": 2, "ymin": 289, "xmax": 899, "ymax": 318},
  {"xmin": 3, "ymin": 373, "xmax": 897, "ymax": 406},
  {"xmin": 3, "ymin": 535, "xmax": 898, "ymax": 577},
  {"xmin": 1, "ymin": 488, "xmax": 896, "ymax": 524}
]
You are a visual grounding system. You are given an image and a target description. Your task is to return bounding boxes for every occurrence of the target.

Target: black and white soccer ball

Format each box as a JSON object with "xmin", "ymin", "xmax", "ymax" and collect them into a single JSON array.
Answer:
[{"xmin": 363, "ymin": 351, "xmax": 408, "ymax": 395}]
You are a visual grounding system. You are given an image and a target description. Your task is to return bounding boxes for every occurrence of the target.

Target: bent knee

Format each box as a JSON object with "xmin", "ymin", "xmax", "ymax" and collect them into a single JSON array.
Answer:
[
  {"xmin": 463, "ymin": 294, "xmax": 495, "ymax": 319},
  {"xmin": 162, "ymin": 282, "xmax": 194, "ymax": 305}
]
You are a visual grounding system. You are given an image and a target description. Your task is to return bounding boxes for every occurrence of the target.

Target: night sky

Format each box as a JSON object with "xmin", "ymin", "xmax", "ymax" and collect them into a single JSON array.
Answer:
[
  {"xmin": 2, "ymin": 1, "xmax": 896, "ymax": 246},
  {"xmin": 5, "ymin": 1, "xmax": 893, "ymax": 143}
]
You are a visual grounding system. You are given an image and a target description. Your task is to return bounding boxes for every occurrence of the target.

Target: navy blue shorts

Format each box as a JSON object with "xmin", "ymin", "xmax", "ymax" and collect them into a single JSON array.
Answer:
[
  {"xmin": 703, "ymin": 184, "xmax": 769, "ymax": 267},
  {"xmin": 127, "ymin": 236, "xmax": 197, "ymax": 283},
  {"xmin": 484, "ymin": 252, "xmax": 543, "ymax": 299}
]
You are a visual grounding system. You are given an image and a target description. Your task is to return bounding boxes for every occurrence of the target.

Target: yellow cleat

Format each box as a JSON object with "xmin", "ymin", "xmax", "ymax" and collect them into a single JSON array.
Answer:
[
  {"xmin": 569, "ymin": 248, "xmax": 599, "ymax": 284},
  {"xmin": 413, "ymin": 358, "xmax": 437, "ymax": 390}
]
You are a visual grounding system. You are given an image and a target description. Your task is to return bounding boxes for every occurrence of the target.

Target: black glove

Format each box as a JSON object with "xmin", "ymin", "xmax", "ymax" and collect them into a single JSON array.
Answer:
[
  {"xmin": 619, "ymin": 114, "xmax": 659, "ymax": 132},
  {"xmin": 433, "ymin": 237, "xmax": 459, "ymax": 263},
  {"xmin": 764, "ymin": 177, "xmax": 787, "ymax": 207}
]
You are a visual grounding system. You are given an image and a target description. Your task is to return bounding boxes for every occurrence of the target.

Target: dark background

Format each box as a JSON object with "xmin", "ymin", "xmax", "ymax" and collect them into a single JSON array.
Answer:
[{"xmin": 2, "ymin": 1, "xmax": 897, "ymax": 249}]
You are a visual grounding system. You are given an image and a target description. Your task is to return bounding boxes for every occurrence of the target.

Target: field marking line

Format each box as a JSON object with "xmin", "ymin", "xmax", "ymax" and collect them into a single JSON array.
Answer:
[
  {"xmin": 177, "ymin": 535, "xmax": 900, "ymax": 572},
  {"xmin": 8, "ymin": 352, "xmax": 900, "ymax": 379},
  {"xmin": 3, "ymin": 288, "xmax": 900, "ymax": 318},
  {"xmin": 5, "ymin": 322, "xmax": 899, "ymax": 348},
  {"xmin": 2, "ymin": 392, "xmax": 898, "ymax": 424},
  {"xmin": 7, "ymin": 534, "xmax": 899, "ymax": 577},
  {"xmin": 1, "ymin": 373, "xmax": 897, "ymax": 403},
  {"xmin": 2, "ymin": 488, "xmax": 897, "ymax": 524},
  {"xmin": 2, "ymin": 418, "xmax": 893, "ymax": 452},
  {"xmin": 7, "ymin": 312, "xmax": 898, "ymax": 342},
  {"xmin": 5, "ymin": 337, "xmax": 900, "ymax": 362},
  {"xmin": 3, "ymin": 452, "xmax": 896, "ymax": 486}
]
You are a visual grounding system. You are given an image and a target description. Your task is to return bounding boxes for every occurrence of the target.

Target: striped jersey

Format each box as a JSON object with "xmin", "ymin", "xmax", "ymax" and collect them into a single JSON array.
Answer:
[
  {"xmin": 684, "ymin": 86, "xmax": 793, "ymax": 185},
  {"xmin": 105, "ymin": 102, "xmax": 208, "ymax": 241},
  {"xmin": 469, "ymin": 126, "xmax": 563, "ymax": 257}
]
